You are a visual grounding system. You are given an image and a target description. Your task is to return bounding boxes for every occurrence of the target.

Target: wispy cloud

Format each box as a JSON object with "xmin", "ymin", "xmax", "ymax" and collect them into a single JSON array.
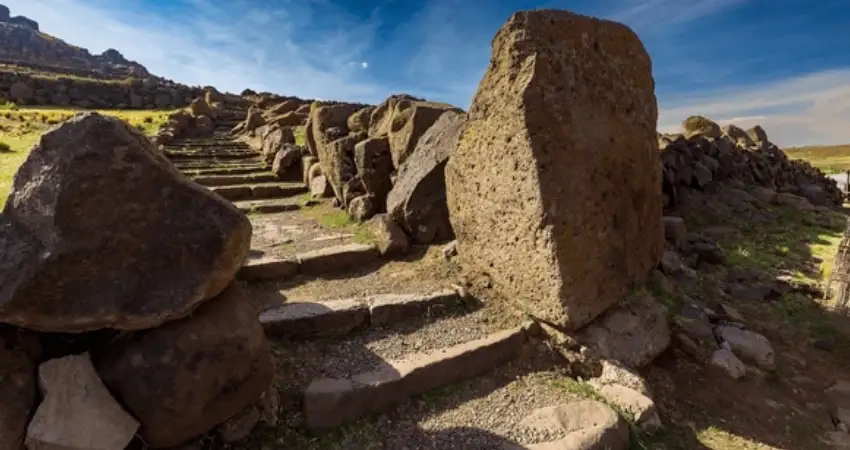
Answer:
[
  {"xmin": 611, "ymin": 0, "xmax": 748, "ymax": 31},
  {"xmin": 658, "ymin": 68, "xmax": 850, "ymax": 147}
]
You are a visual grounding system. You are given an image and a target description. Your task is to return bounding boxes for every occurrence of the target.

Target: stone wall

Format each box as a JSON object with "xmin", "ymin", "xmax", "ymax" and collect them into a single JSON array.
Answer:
[
  {"xmin": 661, "ymin": 117, "xmax": 842, "ymax": 209},
  {"xmin": 0, "ymin": 70, "xmax": 204, "ymax": 109}
]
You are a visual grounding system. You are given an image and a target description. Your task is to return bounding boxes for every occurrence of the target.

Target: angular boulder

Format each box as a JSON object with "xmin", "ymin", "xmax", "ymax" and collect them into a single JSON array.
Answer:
[
  {"xmin": 0, "ymin": 112, "xmax": 252, "ymax": 332},
  {"xmin": 261, "ymin": 126, "xmax": 295, "ymax": 164},
  {"xmin": 188, "ymin": 97, "xmax": 215, "ymax": 119},
  {"xmin": 368, "ymin": 94, "xmax": 463, "ymax": 167},
  {"xmin": 26, "ymin": 353, "xmax": 139, "ymax": 450},
  {"xmin": 387, "ymin": 110, "xmax": 465, "ymax": 244},
  {"xmin": 354, "ymin": 136, "xmax": 394, "ymax": 203},
  {"xmin": 445, "ymin": 10, "xmax": 663, "ymax": 329},
  {"xmin": 93, "ymin": 283, "xmax": 274, "ymax": 448},
  {"xmin": 272, "ymin": 144, "xmax": 302, "ymax": 179},
  {"xmin": 317, "ymin": 133, "xmax": 365, "ymax": 207},
  {"xmin": 0, "ymin": 328, "xmax": 41, "ymax": 450},
  {"xmin": 682, "ymin": 115, "xmax": 721, "ymax": 139}
]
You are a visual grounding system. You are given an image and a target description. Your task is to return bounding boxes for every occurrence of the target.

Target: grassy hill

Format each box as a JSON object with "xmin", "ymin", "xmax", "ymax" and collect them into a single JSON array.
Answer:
[{"xmin": 785, "ymin": 144, "xmax": 850, "ymax": 174}]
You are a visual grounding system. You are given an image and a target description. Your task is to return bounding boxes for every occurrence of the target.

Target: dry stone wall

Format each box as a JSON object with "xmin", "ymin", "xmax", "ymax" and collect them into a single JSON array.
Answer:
[
  {"xmin": 0, "ymin": 70, "xmax": 204, "ymax": 109},
  {"xmin": 661, "ymin": 116, "xmax": 842, "ymax": 209}
]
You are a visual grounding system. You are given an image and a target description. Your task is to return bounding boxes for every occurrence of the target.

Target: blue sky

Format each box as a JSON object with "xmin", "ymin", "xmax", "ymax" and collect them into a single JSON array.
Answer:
[{"xmin": 5, "ymin": 0, "xmax": 850, "ymax": 146}]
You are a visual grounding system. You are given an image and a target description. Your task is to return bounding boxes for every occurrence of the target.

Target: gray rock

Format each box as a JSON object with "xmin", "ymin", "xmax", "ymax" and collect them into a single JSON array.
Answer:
[
  {"xmin": 715, "ymin": 326, "xmax": 774, "ymax": 367},
  {"xmin": 577, "ymin": 291, "xmax": 670, "ymax": 368},
  {"xmin": 519, "ymin": 400, "xmax": 630, "ymax": 450},
  {"xmin": 26, "ymin": 353, "xmax": 139, "ymax": 450},
  {"xmin": 710, "ymin": 348, "xmax": 746, "ymax": 379}
]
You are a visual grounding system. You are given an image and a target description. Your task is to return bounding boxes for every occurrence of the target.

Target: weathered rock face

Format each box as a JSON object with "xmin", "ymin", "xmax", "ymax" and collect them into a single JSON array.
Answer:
[
  {"xmin": 445, "ymin": 10, "xmax": 663, "ymax": 330},
  {"xmin": 682, "ymin": 115, "xmax": 721, "ymax": 139},
  {"xmin": 26, "ymin": 353, "xmax": 139, "ymax": 450},
  {"xmin": 368, "ymin": 94, "xmax": 463, "ymax": 168},
  {"xmin": 354, "ymin": 137, "xmax": 394, "ymax": 204},
  {"xmin": 387, "ymin": 110, "xmax": 466, "ymax": 244},
  {"xmin": 0, "ymin": 328, "xmax": 41, "ymax": 450},
  {"xmin": 261, "ymin": 126, "xmax": 295, "ymax": 164},
  {"xmin": 0, "ymin": 112, "xmax": 253, "ymax": 332},
  {"xmin": 93, "ymin": 283, "xmax": 274, "ymax": 448}
]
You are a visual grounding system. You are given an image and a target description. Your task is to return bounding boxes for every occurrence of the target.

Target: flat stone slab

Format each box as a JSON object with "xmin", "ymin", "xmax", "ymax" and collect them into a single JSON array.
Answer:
[
  {"xmin": 193, "ymin": 173, "xmax": 278, "ymax": 187},
  {"xmin": 235, "ymin": 199, "xmax": 302, "ymax": 214},
  {"xmin": 260, "ymin": 298, "xmax": 369, "ymax": 338},
  {"xmin": 304, "ymin": 324, "xmax": 530, "ymax": 430},
  {"xmin": 258, "ymin": 289, "xmax": 462, "ymax": 338},
  {"xmin": 239, "ymin": 257, "xmax": 299, "ymax": 282},
  {"xmin": 184, "ymin": 166, "xmax": 270, "ymax": 176},
  {"xmin": 297, "ymin": 243, "xmax": 381, "ymax": 276},
  {"xmin": 211, "ymin": 183, "xmax": 307, "ymax": 201}
]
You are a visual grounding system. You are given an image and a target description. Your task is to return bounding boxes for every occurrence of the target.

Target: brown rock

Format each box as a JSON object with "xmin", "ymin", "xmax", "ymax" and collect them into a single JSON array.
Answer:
[
  {"xmin": 347, "ymin": 105, "xmax": 375, "ymax": 133},
  {"xmin": 354, "ymin": 136, "xmax": 394, "ymax": 202},
  {"xmin": 10, "ymin": 81, "xmax": 33, "ymax": 102},
  {"xmin": 93, "ymin": 283, "xmax": 274, "ymax": 448},
  {"xmin": 369, "ymin": 214, "xmax": 410, "ymax": 256},
  {"xmin": 272, "ymin": 144, "xmax": 301, "ymax": 178},
  {"xmin": 317, "ymin": 134, "xmax": 364, "ymax": 206},
  {"xmin": 267, "ymin": 111, "xmax": 306, "ymax": 128},
  {"xmin": 26, "ymin": 353, "xmax": 139, "ymax": 450},
  {"xmin": 310, "ymin": 175, "xmax": 334, "ymax": 198},
  {"xmin": 0, "ymin": 112, "xmax": 252, "ymax": 332},
  {"xmin": 387, "ymin": 102, "xmax": 462, "ymax": 167},
  {"xmin": 262, "ymin": 126, "xmax": 295, "ymax": 164},
  {"xmin": 445, "ymin": 10, "xmax": 662, "ymax": 329},
  {"xmin": 0, "ymin": 328, "xmax": 40, "ymax": 450},
  {"xmin": 308, "ymin": 102, "xmax": 360, "ymax": 156},
  {"xmin": 348, "ymin": 194, "xmax": 378, "ymax": 222},
  {"xmin": 387, "ymin": 110, "xmax": 465, "ymax": 244},
  {"xmin": 266, "ymin": 99, "xmax": 299, "ymax": 116},
  {"xmin": 242, "ymin": 107, "xmax": 266, "ymax": 135},
  {"xmin": 188, "ymin": 97, "xmax": 214, "ymax": 118},
  {"xmin": 721, "ymin": 124, "xmax": 755, "ymax": 146},
  {"xmin": 683, "ymin": 115, "xmax": 721, "ymax": 139},
  {"xmin": 747, "ymin": 125, "xmax": 768, "ymax": 143},
  {"xmin": 194, "ymin": 114, "xmax": 214, "ymax": 137},
  {"xmin": 303, "ymin": 156, "xmax": 319, "ymax": 184}
]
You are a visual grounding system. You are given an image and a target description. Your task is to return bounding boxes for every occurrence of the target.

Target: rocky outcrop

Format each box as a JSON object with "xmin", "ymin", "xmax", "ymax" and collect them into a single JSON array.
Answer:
[
  {"xmin": 445, "ymin": 9, "xmax": 663, "ymax": 330},
  {"xmin": 660, "ymin": 116, "xmax": 842, "ymax": 208},
  {"xmin": 93, "ymin": 283, "xmax": 274, "ymax": 448},
  {"xmin": 0, "ymin": 4, "xmax": 38, "ymax": 31},
  {"xmin": 0, "ymin": 112, "xmax": 252, "ymax": 332}
]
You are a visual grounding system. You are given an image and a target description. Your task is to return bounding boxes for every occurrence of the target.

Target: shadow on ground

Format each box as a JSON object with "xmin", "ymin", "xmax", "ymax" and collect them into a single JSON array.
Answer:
[{"xmin": 637, "ymin": 189, "xmax": 850, "ymax": 449}]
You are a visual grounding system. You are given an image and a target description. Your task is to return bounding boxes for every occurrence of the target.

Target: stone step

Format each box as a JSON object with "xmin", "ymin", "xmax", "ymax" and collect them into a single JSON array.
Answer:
[
  {"xmin": 191, "ymin": 173, "xmax": 278, "ymax": 187},
  {"xmin": 303, "ymin": 323, "xmax": 534, "ymax": 430},
  {"xmin": 234, "ymin": 198, "xmax": 304, "ymax": 214},
  {"xmin": 210, "ymin": 182, "xmax": 307, "ymax": 201},
  {"xmin": 258, "ymin": 289, "xmax": 463, "ymax": 339},
  {"xmin": 179, "ymin": 166, "xmax": 270, "ymax": 176},
  {"xmin": 166, "ymin": 152, "xmax": 260, "ymax": 161},
  {"xmin": 237, "ymin": 243, "xmax": 380, "ymax": 282}
]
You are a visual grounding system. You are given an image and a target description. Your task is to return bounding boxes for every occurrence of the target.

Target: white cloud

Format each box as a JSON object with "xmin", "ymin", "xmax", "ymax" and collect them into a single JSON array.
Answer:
[
  {"xmin": 658, "ymin": 68, "xmax": 850, "ymax": 147},
  {"xmin": 612, "ymin": 0, "xmax": 748, "ymax": 32},
  {"xmin": 1, "ymin": 0, "xmax": 386, "ymax": 102}
]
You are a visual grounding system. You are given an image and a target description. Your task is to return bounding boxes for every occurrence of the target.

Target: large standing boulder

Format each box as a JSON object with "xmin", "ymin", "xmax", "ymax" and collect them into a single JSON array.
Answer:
[
  {"xmin": 261, "ymin": 125, "xmax": 295, "ymax": 164},
  {"xmin": 0, "ymin": 328, "xmax": 41, "ymax": 450},
  {"xmin": 354, "ymin": 136, "xmax": 394, "ymax": 203},
  {"xmin": 445, "ymin": 10, "xmax": 663, "ymax": 330},
  {"xmin": 387, "ymin": 110, "xmax": 465, "ymax": 244},
  {"xmin": 188, "ymin": 97, "xmax": 215, "ymax": 119},
  {"xmin": 368, "ymin": 94, "xmax": 463, "ymax": 167},
  {"xmin": 93, "ymin": 283, "xmax": 274, "ymax": 448},
  {"xmin": 0, "ymin": 112, "xmax": 252, "ymax": 332}
]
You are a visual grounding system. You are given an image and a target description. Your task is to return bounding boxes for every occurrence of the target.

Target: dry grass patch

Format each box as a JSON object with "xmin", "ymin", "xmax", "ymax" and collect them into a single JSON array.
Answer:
[{"xmin": 786, "ymin": 144, "xmax": 850, "ymax": 174}]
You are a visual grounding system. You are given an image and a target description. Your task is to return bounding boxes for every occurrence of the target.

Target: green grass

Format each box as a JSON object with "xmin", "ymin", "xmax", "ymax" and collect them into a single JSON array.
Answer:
[
  {"xmin": 0, "ymin": 107, "xmax": 176, "ymax": 204},
  {"xmin": 294, "ymin": 126, "xmax": 307, "ymax": 146},
  {"xmin": 785, "ymin": 144, "xmax": 850, "ymax": 173}
]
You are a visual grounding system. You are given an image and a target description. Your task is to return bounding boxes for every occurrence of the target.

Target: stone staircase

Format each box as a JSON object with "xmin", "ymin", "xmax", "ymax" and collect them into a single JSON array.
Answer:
[{"xmin": 160, "ymin": 113, "xmax": 630, "ymax": 449}]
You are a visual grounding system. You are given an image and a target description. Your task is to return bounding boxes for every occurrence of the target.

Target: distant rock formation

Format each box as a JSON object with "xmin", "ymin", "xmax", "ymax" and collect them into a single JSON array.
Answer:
[
  {"xmin": 0, "ymin": 2, "xmax": 154, "ymax": 80},
  {"xmin": 0, "ymin": 3, "xmax": 38, "ymax": 30}
]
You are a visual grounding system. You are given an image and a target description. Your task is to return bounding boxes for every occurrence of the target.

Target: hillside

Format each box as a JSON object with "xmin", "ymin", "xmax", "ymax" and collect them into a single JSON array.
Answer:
[
  {"xmin": 0, "ymin": 2, "xmax": 204, "ymax": 109},
  {"xmin": 786, "ymin": 144, "xmax": 850, "ymax": 174}
]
